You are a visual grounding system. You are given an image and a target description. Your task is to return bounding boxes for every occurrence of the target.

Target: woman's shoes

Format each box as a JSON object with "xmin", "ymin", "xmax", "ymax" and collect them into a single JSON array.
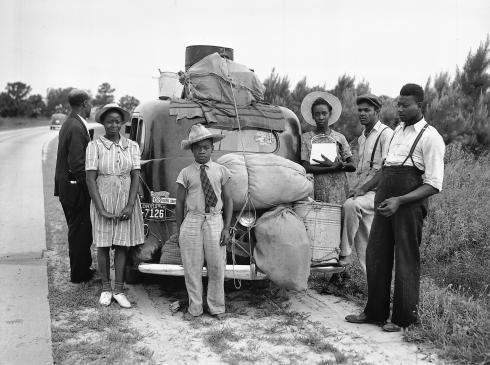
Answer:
[
  {"xmin": 113, "ymin": 293, "xmax": 132, "ymax": 308},
  {"xmin": 99, "ymin": 291, "xmax": 112, "ymax": 306}
]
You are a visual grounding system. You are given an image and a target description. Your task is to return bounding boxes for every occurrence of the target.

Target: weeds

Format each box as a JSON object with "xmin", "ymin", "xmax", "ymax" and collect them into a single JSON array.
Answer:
[
  {"xmin": 204, "ymin": 326, "xmax": 241, "ymax": 354},
  {"xmin": 405, "ymin": 279, "xmax": 489, "ymax": 364}
]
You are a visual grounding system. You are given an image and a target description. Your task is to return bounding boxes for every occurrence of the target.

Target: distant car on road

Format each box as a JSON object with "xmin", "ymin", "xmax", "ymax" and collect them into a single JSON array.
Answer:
[{"xmin": 50, "ymin": 113, "xmax": 66, "ymax": 130}]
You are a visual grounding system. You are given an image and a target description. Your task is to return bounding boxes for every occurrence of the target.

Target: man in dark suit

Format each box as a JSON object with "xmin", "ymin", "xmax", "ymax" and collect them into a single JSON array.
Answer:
[{"xmin": 54, "ymin": 89, "xmax": 94, "ymax": 283}]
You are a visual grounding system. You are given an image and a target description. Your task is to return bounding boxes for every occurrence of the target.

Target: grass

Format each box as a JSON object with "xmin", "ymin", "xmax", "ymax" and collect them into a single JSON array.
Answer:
[
  {"xmin": 0, "ymin": 116, "xmax": 50, "ymax": 130},
  {"xmin": 323, "ymin": 144, "xmax": 490, "ymax": 364},
  {"xmin": 408, "ymin": 146, "xmax": 489, "ymax": 364}
]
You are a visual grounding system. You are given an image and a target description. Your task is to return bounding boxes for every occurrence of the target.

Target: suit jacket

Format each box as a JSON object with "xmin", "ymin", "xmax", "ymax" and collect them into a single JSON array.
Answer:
[{"xmin": 54, "ymin": 112, "xmax": 92, "ymax": 208}]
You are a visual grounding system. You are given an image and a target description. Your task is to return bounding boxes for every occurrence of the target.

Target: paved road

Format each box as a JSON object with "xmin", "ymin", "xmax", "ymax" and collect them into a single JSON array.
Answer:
[{"xmin": 0, "ymin": 126, "xmax": 57, "ymax": 364}]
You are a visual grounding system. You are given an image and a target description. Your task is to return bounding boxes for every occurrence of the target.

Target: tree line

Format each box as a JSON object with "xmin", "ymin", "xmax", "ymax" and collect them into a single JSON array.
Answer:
[
  {"xmin": 0, "ymin": 82, "xmax": 140, "ymax": 118},
  {"xmin": 263, "ymin": 36, "xmax": 490, "ymax": 152}
]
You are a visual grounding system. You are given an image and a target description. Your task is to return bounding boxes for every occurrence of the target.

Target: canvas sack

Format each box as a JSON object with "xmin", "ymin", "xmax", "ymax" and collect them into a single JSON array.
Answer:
[{"xmin": 254, "ymin": 205, "xmax": 311, "ymax": 291}]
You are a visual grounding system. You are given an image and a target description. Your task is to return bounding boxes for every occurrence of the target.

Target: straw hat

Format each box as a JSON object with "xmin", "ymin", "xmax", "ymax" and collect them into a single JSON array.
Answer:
[
  {"xmin": 181, "ymin": 123, "xmax": 225, "ymax": 150},
  {"xmin": 301, "ymin": 91, "xmax": 342, "ymax": 126},
  {"xmin": 95, "ymin": 104, "xmax": 130, "ymax": 124}
]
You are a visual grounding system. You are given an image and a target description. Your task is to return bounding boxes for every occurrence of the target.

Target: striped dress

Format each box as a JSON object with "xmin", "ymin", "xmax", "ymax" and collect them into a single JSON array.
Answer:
[{"xmin": 85, "ymin": 135, "xmax": 144, "ymax": 247}]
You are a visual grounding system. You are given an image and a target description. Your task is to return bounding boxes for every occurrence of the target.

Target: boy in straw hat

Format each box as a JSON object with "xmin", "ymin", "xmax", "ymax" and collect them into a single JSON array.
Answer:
[{"xmin": 175, "ymin": 123, "xmax": 233, "ymax": 320}]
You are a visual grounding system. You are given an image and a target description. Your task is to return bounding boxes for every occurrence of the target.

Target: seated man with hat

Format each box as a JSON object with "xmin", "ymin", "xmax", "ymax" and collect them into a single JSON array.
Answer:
[
  {"xmin": 340, "ymin": 94, "xmax": 393, "ymax": 272},
  {"xmin": 175, "ymin": 123, "xmax": 233, "ymax": 320}
]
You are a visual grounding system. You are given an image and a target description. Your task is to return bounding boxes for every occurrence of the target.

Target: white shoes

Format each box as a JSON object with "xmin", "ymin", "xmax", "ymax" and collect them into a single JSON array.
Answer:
[
  {"xmin": 99, "ymin": 291, "xmax": 112, "ymax": 306},
  {"xmin": 113, "ymin": 293, "xmax": 132, "ymax": 308}
]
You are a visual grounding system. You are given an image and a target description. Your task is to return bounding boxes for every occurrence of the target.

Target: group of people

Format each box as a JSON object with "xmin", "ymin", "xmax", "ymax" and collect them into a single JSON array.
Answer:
[
  {"xmin": 54, "ymin": 82, "xmax": 445, "ymax": 331},
  {"xmin": 301, "ymin": 84, "xmax": 445, "ymax": 332}
]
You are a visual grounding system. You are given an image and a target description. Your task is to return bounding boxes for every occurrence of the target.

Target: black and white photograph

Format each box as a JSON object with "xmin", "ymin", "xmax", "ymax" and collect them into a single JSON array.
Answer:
[{"xmin": 0, "ymin": 0, "xmax": 488, "ymax": 364}]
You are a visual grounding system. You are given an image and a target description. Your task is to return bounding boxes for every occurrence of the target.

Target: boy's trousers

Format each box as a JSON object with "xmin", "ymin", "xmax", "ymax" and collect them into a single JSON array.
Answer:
[{"xmin": 179, "ymin": 212, "xmax": 226, "ymax": 316}]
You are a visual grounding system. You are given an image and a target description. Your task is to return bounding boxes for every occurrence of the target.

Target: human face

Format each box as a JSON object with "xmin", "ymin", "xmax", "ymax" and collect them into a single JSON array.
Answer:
[
  {"xmin": 312, "ymin": 104, "xmax": 331, "ymax": 129},
  {"xmin": 397, "ymin": 95, "xmax": 421, "ymax": 124},
  {"xmin": 357, "ymin": 102, "xmax": 378, "ymax": 128},
  {"xmin": 191, "ymin": 138, "xmax": 214, "ymax": 164},
  {"xmin": 102, "ymin": 111, "xmax": 123, "ymax": 139}
]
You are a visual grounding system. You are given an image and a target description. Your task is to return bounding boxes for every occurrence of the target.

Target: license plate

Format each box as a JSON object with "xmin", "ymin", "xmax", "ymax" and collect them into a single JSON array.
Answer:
[{"xmin": 141, "ymin": 203, "xmax": 172, "ymax": 221}]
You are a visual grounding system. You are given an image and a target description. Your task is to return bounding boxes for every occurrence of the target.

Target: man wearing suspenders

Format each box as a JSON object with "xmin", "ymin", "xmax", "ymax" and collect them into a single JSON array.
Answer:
[
  {"xmin": 346, "ymin": 84, "xmax": 445, "ymax": 332},
  {"xmin": 340, "ymin": 94, "xmax": 393, "ymax": 274}
]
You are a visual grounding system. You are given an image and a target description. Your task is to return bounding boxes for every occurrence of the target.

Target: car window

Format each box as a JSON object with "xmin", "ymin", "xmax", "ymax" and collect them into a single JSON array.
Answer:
[
  {"xmin": 130, "ymin": 116, "xmax": 145, "ymax": 152},
  {"xmin": 207, "ymin": 127, "xmax": 278, "ymax": 153}
]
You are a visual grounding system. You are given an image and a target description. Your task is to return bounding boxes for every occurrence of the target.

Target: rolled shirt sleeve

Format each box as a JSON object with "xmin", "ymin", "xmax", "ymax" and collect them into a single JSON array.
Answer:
[
  {"xmin": 85, "ymin": 141, "xmax": 98, "ymax": 171},
  {"xmin": 421, "ymin": 130, "xmax": 445, "ymax": 191}
]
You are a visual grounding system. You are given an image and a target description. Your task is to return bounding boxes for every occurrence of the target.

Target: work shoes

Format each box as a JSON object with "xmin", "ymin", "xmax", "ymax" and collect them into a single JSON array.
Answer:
[
  {"xmin": 99, "ymin": 291, "xmax": 112, "ymax": 306},
  {"xmin": 113, "ymin": 293, "xmax": 131, "ymax": 308},
  {"xmin": 211, "ymin": 313, "xmax": 227, "ymax": 321},
  {"xmin": 345, "ymin": 312, "xmax": 382, "ymax": 325},
  {"xmin": 183, "ymin": 312, "xmax": 201, "ymax": 321},
  {"xmin": 382, "ymin": 322, "xmax": 402, "ymax": 332}
]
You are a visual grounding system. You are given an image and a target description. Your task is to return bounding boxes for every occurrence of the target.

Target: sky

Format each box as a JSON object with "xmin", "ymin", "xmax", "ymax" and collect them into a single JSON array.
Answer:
[{"xmin": 1, "ymin": 0, "xmax": 489, "ymax": 103}]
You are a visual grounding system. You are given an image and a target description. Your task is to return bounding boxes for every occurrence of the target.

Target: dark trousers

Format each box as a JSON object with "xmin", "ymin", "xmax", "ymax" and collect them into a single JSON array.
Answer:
[
  {"xmin": 61, "ymin": 196, "xmax": 93, "ymax": 282},
  {"xmin": 364, "ymin": 166, "xmax": 427, "ymax": 327}
]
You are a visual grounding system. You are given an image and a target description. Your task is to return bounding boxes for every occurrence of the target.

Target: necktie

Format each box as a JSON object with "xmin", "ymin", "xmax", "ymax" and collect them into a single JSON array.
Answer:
[{"xmin": 200, "ymin": 165, "xmax": 218, "ymax": 213}]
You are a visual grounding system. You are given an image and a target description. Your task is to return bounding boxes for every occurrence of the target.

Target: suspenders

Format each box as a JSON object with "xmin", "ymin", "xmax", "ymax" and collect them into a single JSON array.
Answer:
[
  {"xmin": 369, "ymin": 127, "xmax": 389, "ymax": 169},
  {"xmin": 401, "ymin": 123, "xmax": 429, "ymax": 166}
]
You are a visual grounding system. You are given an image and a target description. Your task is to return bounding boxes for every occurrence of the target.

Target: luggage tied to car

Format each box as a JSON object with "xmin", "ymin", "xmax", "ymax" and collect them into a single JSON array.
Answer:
[
  {"xmin": 217, "ymin": 153, "xmax": 313, "ymax": 210},
  {"xmin": 254, "ymin": 205, "xmax": 311, "ymax": 291},
  {"xmin": 182, "ymin": 52, "xmax": 265, "ymax": 106}
]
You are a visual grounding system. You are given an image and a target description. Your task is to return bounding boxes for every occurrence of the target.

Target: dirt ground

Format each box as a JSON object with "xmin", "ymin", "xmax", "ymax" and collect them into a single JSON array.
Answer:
[{"xmin": 43, "ymin": 137, "xmax": 441, "ymax": 365}]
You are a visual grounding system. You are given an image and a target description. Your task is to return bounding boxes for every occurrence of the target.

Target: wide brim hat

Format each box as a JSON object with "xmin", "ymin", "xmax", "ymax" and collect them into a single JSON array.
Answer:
[
  {"xmin": 181, "ymin": 123, "xmax": 225, "ymax": 150},
  {"xmin": 301, "ymin": 91, "xmax": 342, "ymax": 126},
  {"xmin": 95, "ymin": 104, "xmax": 130, "ymax": 124}
]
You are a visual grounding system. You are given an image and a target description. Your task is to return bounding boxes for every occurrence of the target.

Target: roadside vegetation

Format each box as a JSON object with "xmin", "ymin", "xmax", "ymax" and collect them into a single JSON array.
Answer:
[{"xmin": 0, "ymin": 116, "xmax": 49, "ymax": 130}]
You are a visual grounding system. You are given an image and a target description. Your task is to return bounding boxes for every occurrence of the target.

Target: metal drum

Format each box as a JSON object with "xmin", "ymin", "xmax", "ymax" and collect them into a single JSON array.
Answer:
[
  {"xmin": 185, "ymin": 45, "xmax": 234, "ymax": 70},
  {"xmin": 293, "ymin": 200, "xmax": 341, "ymax": 263}
]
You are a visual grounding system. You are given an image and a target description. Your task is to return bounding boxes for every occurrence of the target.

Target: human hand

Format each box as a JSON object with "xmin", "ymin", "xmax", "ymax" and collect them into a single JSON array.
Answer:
[
  {"xmin": 349, "ymin": 187, "xmax": 366, "ymax": 199},
  {"xmin": 100, "ymin": 210, "xmax": 119, "ymax": 220},
  {"xmin": 377, "ymin": 197, "xmax": 401, "ymax": 217},
  {"xmin": 169, "ymin": 233, "xmax": 179, "ymax": 244},
  {"xmin": 220, "ymin": 228, "xmax": 230, "ymax": 246},
  {"xmin": 312, "ymin": 154, "xmax": 336, "ymax": 167},
  {"xmin": 119, "ymin": 205, "xmax": 133, "ymax": 221}
]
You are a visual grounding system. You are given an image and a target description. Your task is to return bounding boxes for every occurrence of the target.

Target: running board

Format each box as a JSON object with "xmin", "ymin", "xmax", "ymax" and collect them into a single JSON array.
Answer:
[{"xmin": 139, "ymin": 263, "xmax": 345, "ymax": 280}]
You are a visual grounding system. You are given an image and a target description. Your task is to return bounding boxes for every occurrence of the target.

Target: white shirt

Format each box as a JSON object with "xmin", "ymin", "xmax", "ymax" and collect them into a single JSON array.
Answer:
[
  {"xmin": 385, "ymin": 118, "xmax": 445, "ymax": 191},
  {"xmin": 77, "ymin": 114, "xmax": 90, "ymax": 136},
  {"xmin": 355, "ymin": 121, "xmax": 393, "ymax": 189}
]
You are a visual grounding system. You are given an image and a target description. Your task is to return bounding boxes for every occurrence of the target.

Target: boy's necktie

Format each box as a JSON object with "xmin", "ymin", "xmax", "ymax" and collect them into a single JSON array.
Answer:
[{"xmin": 200, "ymin": 165, "xmax": 218, "ymax": 213}]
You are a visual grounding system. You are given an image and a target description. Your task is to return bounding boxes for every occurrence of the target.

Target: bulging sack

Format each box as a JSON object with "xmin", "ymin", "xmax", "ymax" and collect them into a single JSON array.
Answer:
[
  {"xmin": 185, "ymin": 53, "xmax": 265, "ymax": 106},
  {"xmin": 254, "ymin": 205, "xmax": 311, "ymax": 291},
  {"xmin": 217, "ymin": 153, "xmax": 313, "ymax": 210}
]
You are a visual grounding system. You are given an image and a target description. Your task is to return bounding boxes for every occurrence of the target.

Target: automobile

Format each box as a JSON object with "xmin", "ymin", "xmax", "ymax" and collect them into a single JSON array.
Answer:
[
  {"xmin": 127, "ymin": 45, "xmax": 344, "ymax": 282},
  {"xmin": 50, "ymin": 113, "xmax": 66, "ymax": 130}
]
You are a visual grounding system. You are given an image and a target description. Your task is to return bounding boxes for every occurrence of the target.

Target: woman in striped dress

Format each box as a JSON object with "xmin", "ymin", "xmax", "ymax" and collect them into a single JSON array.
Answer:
[{"xmin": 86, "ymin": 104, "xmax": 144, "ymax": 308}]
